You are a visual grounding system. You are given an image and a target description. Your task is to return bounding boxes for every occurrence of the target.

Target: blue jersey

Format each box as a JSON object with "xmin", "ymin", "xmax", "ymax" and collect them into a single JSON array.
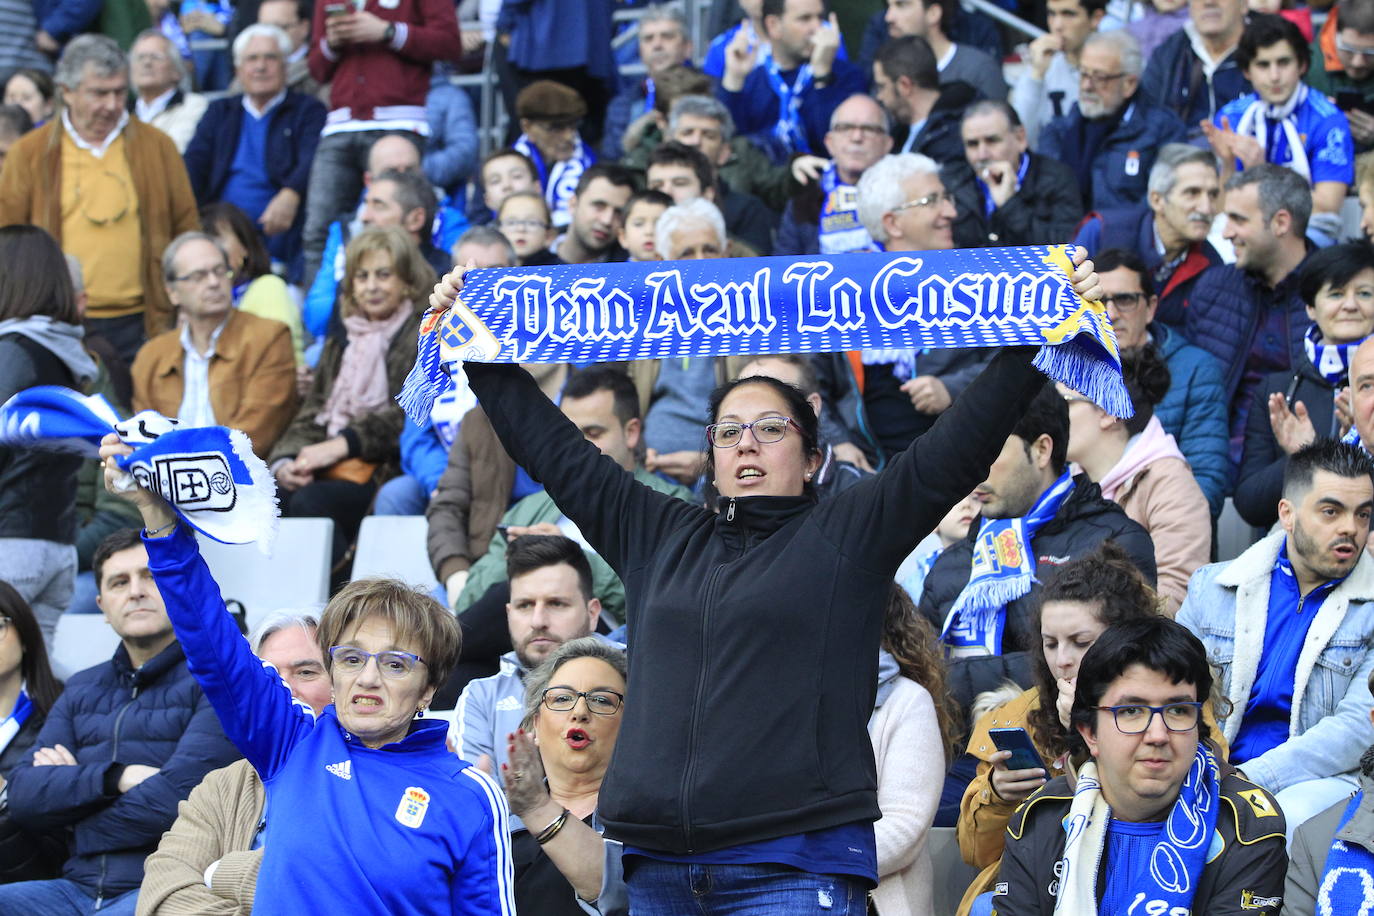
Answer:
[
  {"xmin": 145, "ymin": 528, "xmax": 516, "ymax": 916},
  {"xmin": 1216, "ymin": 90, "xmax": 1355, "ymax": 185}
]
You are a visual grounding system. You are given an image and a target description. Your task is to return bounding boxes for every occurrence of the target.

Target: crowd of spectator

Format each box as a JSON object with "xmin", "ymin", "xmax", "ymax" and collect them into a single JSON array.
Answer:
[{"xmin": 10, "ymin": 0, "xmax": 1374, "ymax": 911}]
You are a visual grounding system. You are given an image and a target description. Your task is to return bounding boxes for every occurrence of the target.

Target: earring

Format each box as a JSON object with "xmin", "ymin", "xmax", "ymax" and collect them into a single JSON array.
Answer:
[{"xmin": 416, "ymin": 703, "xmax": 427, "ymax": 717}]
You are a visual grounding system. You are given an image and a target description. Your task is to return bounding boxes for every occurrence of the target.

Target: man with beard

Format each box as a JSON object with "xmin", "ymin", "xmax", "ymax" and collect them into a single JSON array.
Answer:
[
  {"xmin": 776, "ymin": 93, "xmax": 892, "ymax": 255},
  {"xmin": 1179, "ymin": 439, "xmax": 1374, "ymax": 842},
  {"xmin": 549, "ymin": 164, "xmax": 634, "ymax": 264},
  {"xmin": 1040, "ymin": 30, "xmax": 1187, "ymax": 211},
  {"xmin": 942, "ymin": 99, "xmax": 1084, "ymax": 249},
  {"xmin": 1074, "ymin": 143, "xmax": 1223, "ymax": 320},
  {"xmin": 450, "ymin": 535, "xmax": 616, "ymax": 816}
]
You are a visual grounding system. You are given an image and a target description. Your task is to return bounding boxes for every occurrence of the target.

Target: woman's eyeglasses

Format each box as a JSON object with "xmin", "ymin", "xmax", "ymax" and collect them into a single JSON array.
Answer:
[
  {"xmin": 705, "ymin": 416, "xmax": 799, "ymax": 449},
  {"xmin": 328, "ymin": 646, "xmax": 426, "ymax": 679},
  {"xmin": 541, "ymin": 688, "xmax": 624, "ymax": 715}
]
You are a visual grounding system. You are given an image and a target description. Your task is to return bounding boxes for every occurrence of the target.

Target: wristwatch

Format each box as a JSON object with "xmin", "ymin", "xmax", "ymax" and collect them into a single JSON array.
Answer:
[{"xmin": 383, "ymin": 22, "xmax": 396, "ymax": 43}]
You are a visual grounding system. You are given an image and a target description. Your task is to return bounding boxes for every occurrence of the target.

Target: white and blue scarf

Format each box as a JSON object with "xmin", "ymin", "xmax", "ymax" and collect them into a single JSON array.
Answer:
[
  {"xmin": 818, "ymin": 162, "xmax": 878, "ymax": 254},
  {"xmin": 1317, "ymin": 791, "xmax": 1374, "ymax": 915},
  {"xmin": 1055, "ymin": 744, "xmax": 1220, "ymax": 916},
  {"xmin": 1234, "ymin": 83, "xmax": 1312, "ymax": 182},
  {"xmin": 976, "ymin": 153, "xmax": 1031, "ymax": 218},
  {"xmin": 400, "ymin": 246, "xmax": 1131, "ymax": 432},
  {"xmin": 512, "ymin": 133, "xmax": 595, "ymax": 229},
  {"xmin": 0, "ymin": 387, "xmax": 278, "ymax": 550},
  {"xmin": 941, "ymin": 468, "xmax": 1075, "ymax": 656},
  {"xmin": 1305, "ymin": 324, "xmax": 1365, "ymax": 388},
  {"xmin": 764, "ymin": 58, "xmax": 814, "ymax": 155},
  {"xmin": 0, "ymin": 687, "xmax": 32, "ymax": 758}
]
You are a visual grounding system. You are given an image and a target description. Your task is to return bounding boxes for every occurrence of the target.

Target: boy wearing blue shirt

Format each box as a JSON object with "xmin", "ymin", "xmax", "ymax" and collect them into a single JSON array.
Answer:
[{"xmin": 1209, "ymin": 14, "xmax": 1355, "ymax": 244}]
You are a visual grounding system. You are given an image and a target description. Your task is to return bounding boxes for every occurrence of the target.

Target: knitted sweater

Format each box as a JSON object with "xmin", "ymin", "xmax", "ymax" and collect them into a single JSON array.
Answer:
[{"xmin": 136, "ymin": 759, "xmax": 264, "ymax": 915}]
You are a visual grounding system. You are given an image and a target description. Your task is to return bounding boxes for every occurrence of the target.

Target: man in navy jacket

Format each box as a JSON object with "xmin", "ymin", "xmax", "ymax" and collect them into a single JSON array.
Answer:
[
  {"xmin": 0, "ymin": 529, "xmax": 238, "ymax": 914},
  {"xmin": 183, "ymin": 24, "xmax": 326, "ymax": 271}
]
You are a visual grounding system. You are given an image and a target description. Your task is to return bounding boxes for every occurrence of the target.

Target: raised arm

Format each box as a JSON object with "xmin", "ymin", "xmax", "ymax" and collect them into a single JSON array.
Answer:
[{"xmin": 97, "ymin": 435, "xmax": 316, "ymax": 779}]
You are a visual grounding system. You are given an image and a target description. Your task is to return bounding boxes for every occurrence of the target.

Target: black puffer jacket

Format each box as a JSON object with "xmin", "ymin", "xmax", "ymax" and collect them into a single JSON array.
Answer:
[
  {"xmin": 7, "ymin": 642, "xmax": 239, "ymax": 899},
  {"xmin": 917, "ymin": 475, "xmax": 1157, "ymax": 711},
  {"xmin": 993, "ymin": 767, "xmax": 1287, "ymax": 915},
  {"xmin": 466, "ymin": 348, "xmax": 1045, "ymax": 855},
  {"xmin": 0, "ymin": 334, "xmax": 81, "ymax": 542},
  {"xmin": 0, "ymin": 709, "xmax": 66, "ymax": 883}
]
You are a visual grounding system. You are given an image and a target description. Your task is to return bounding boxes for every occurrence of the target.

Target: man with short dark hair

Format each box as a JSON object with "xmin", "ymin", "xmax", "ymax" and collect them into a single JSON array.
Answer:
[
  {"xmin": 918, "ymin": 382, "xmax": 1156, "ymax": 706},
  {"xmin": 1041, "ymin": 30, "xmax": 1187, "ymax": 211},
  {"xmin": 941, "ymin": 99, "xmax": 1083, "ymax": 248},
  {"xmin": 876, "ymin": 0, "xmax": 1006, "ymax": 102},
  {"xmin": 550, "ymin": 164, "xmax": 635, "ymax": 265},
  {"xmin": 716, "ymin": 0, "xmax": 867, "ymax": 165},
  {"xmin": 646, "ymin": 141, "xmax": 775, "ymax": 255},
  {"xmin": 1310, "ymin": 0, "xmax": 1374, "ymax": 151},
  {"xmin": 1180, "ymin": 439, "xmax": 1374, "ymax": 838},
  {"xmin": 1074, "ymin": 143, "xmax": 1223, "ymax": 320},
  {"xmin": 1141, "ymin": 0, "xmax": 1253, "ymax": 136},
  {"xmin": 0, "ymin": 528, "xmax": 239, "ymax": 914},
  {"xmin": 1010, "ymin": 0, "xmax": 1107, "ymax": 147},
  {"xmin": 360, "ymin": 168, "xmax": 449, "ymax": 276},
  {"xmin": 872, "ymin": 34, "xmax": 972, "ymax": 165},
  {"xmin": 451, "ymin": 535, "xmax": 609, "ymax": 806},
  {"xmin": 776, "ymin": 93, "xmax": 892, "ymax": 255},
  {"xmin": 1181, "ymin": 163, "xmax": 1314, "ymax": 459},
  {"xmin": 994, "ymin": 616, "xmax": 1287, "ymax": 915}
]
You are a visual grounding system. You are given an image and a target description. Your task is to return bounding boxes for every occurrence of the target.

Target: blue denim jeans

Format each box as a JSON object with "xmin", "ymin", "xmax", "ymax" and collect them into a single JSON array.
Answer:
[
  {"xmin": 0, "ymin": 879, "xmax": 138, "ymax": 914},
  {"xmin": 625, "ymin": 860, "xmax": 867, "ymax": 915},
  {"xmin": 0, "ymin": 537, "xmax": 76, "ymax": 646},
  {"xmin": 373, "ymin": 474, "xmax": 430, "ymax": 516}
]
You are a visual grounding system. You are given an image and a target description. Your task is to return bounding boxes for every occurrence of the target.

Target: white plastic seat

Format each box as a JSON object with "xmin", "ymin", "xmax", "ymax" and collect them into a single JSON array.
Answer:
[
  {"xmin": 51, "ymin": 613, "xmax": 122, "ymax": 680},
  {"xmin": 197, "ymin": 517, "xmax": 333, "ymax": 633},
  {"xmin": 350, "ymin": 516, "xmax": 438, "ymax": 591}
]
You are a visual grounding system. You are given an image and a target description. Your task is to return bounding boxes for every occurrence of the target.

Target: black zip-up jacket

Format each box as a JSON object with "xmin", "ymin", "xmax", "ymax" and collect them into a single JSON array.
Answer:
[
  {"xmin": 993, "ymin": 767, "xmax": 1287, "ymax": 915},
  {"xmin": 0, "ymin": 334, "xmax": 81, "ymax": 543},
  {"xmin": 465, "ymin": 347, "xmax": 1045, "ymax": 854}
]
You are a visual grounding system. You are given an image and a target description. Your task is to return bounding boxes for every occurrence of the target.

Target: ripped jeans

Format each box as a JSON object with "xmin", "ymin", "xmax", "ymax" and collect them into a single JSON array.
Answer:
[{"xmin": 625, "ymin": 860, "xmax": 867, "ymax": 915}]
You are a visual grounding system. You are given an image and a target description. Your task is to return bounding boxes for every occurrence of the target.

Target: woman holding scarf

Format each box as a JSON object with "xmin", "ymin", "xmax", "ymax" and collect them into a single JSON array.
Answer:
[
  {"xmin": 270, "ymin": 226, "xmax": 435, "ymax": 572},
  {"xmin": 1234, "ymin": 242, "xmax": 1374, "ymax": 529},
  {"xmin": 427, "ymin": 249, "xmax": 1103, "ymax": 915}
]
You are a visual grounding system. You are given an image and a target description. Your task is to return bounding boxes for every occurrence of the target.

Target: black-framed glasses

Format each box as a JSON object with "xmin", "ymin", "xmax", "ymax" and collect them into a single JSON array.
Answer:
[
  {"xmin": 328, "ymin": 645, "xmax": 427, "ymax": 679},
  {"xmin": 831, "ymin": 121, "xmax": 888, "ymax": 137},
  {"xmin": 1101, "ymin": 291, "xmax": 1147, "ymax": 313},
  {"xmin": 170, "ymin": 264, "xmax": 233, "ymax": 286},
  {"xmin": 1080, "ymin": 70, "xmax": 1125, "ymax": 88},
  {"xmin": 1096, "ymin": 702, "xmax": 1203, "ymax": 734},
  {"xmin": 541, "ymin": 687, "xmax": 624, "ymax": 716},
  {"xmin": 706, "ymin": 416, "xmax": 800, "ymax": 448},
  {"xmin": 891, "ymin": 190, "xmax": 955, "ymax": 213}
]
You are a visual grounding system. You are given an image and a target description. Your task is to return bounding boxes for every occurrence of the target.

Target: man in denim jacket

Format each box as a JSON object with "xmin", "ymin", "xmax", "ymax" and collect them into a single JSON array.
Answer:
[{"xmin": 1179, "ymin": 438, "xmax": 1374, "ymax": 842}]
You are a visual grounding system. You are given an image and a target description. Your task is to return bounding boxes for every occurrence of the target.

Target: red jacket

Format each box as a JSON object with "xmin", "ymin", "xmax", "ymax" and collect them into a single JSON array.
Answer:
[{"xmin": 308, "ymin": 0, "xmax": 460, "ymax": 121}]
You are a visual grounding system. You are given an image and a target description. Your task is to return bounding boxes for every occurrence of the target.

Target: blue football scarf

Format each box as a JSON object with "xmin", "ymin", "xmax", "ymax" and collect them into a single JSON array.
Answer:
[
  {"xmin": 513, "ymin": 133, "xmax": 595, "ymax": 228},
  {"xmin": 0, "ymin": 386, "xmax": 278, "ymax": 550},
  {"xmin": 818, "ymin": 163, "xmax": 877, "ymax": 254},
  {"xmin": 765, "ymin": 59, "xmax": 814, "ymax": 154},
  {"xmin": 398, "ymin": 246, "xmax": 1131, "ymax": 429},
  {"xmin": 1305, "ymin": 324, "xmax": 1365, "ymax": 388},
  {"xmin": 941, "ymin": 468, "xmax": 1075, "ymax": 656},
  {"xmin": 1317, "ymin": 791, "xmax": 1374, "ymax": 914},
  {"xmin": 1056, "ymin": 744, "xmax": 1220, "ymax": 916},
  {"xmin": 977, "ymin": 153, "xmax": 1031, "ymax": 219}
]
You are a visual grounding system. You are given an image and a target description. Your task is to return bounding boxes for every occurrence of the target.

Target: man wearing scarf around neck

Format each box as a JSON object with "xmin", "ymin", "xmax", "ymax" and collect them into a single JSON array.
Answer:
[
  {"xmin": 993, "ymin": 617, "xmax": 1287, "ymax": 915},
  {"xmin": 917, "ymin": 383, "xmax": 1155, "ymax": 713},
  {"xmin": 1180, "ymin": 439, "xmax": 1374, "ymax": 844},
  {"xmin": 1285, "ymin": 708, "xmax": 1374, "ymax": 914},
  {"xmin": 1207, "ymin": 14, "xmax": 1355, "ymax": 246}
]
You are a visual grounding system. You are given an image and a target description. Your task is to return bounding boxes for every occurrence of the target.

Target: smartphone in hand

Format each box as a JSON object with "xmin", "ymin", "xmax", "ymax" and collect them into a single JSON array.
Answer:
[{"xmin": 989, "ymin": 727, "xmax": 1046, "ymax": 772}]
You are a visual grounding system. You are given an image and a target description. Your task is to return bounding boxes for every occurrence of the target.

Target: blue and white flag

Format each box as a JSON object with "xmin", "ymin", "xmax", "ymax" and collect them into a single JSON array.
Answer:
[
  {"xmin": 401, "ymin": 245, "xmax": 1130, "ymax": 426},
  {"xmin": 0, "ymin": 386, "xmax": 278, "ymax": 551}
]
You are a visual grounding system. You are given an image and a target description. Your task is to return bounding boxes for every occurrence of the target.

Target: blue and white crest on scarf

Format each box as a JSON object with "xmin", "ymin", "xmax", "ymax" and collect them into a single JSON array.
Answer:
[
  {"xmin": 399, "ymin": 246, "xmax": 1131, "ymax": 428},
  {"xmin": 818, "ymin": 162, "xmax": 877, "ymax": 254},
  {"xmin": 0, "ymin": 387, "xmax": 278, "ymax": 551}
]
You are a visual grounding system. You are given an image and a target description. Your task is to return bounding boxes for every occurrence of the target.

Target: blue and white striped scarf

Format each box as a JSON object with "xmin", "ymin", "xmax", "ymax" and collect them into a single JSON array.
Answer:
[
  {"xmin": 513, "ymin": 133, "xmax": 595, "ymax": 229},
  {"xmin": 0, "ymin": 387, "xmax": 277, "ymax": 550}
]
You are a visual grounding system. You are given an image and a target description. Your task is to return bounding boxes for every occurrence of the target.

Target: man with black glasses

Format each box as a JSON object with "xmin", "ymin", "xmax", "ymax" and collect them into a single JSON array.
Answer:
[
  {"xmin": 1180, "ymin": 439, "xmax": 1374, "ymax": 843},
  {"xmin": 993, "ymin": 616, "xmax": 1287, "ymax": 915}
]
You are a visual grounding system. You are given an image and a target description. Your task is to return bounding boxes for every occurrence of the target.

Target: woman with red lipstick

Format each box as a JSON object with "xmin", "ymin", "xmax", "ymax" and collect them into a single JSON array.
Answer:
[
  {"xmin": 504, "ymin": 637, "xmax": 629, "ymax": 915},
  {"xmin": 432, "ymin": 250, "xmax": 1104, "ymax": 914}
]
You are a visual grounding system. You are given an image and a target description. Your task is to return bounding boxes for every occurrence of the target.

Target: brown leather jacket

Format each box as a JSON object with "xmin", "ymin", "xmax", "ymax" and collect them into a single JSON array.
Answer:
[
  {"xmin": 131, "ymin": 310, "xmax": 299, "ymax": 459},
  {"xmin": 0, "ymin": 118, "xmax": 199, "ymax": 337}
]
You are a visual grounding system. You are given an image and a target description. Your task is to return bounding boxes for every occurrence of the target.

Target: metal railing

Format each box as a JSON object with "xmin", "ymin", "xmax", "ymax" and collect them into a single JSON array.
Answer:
[{"xmin": 962, "ymin": 0, "xmax": 1046, "ymax": 40}]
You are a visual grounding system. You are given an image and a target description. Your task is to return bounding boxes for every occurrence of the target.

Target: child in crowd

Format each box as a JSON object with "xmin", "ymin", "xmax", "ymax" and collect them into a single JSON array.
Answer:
[
  {"xmin": 496, "ymin": 191, "xmax": 560, "ymax": 266},
  {"xmin": 618, "ymin": 189, "xmax": 673, "ymax": 262},
  {"xmin": 478, "ymin": 148, "xmax": 540, "ymax": 223}
]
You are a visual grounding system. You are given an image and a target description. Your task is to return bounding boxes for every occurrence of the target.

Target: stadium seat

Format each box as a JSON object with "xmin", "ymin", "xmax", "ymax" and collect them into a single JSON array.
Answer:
[
  {"xmin": 930, "ymin": 826, "xmax": 979, "ymax": 916},
  {"xmin": 351, "ymin": 515, "xmax": 438, "ymax": 591},
  {"xmin": 1215, "ymin": 497, "xmax": 1261, "ymax": 563},
  {"xmin": 198, "ymin": 518, "xmax": 333, "ymax": 633},
  {"xmin": 51, "ymin": 613, "xmax": 122, "ymax": 680}
]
